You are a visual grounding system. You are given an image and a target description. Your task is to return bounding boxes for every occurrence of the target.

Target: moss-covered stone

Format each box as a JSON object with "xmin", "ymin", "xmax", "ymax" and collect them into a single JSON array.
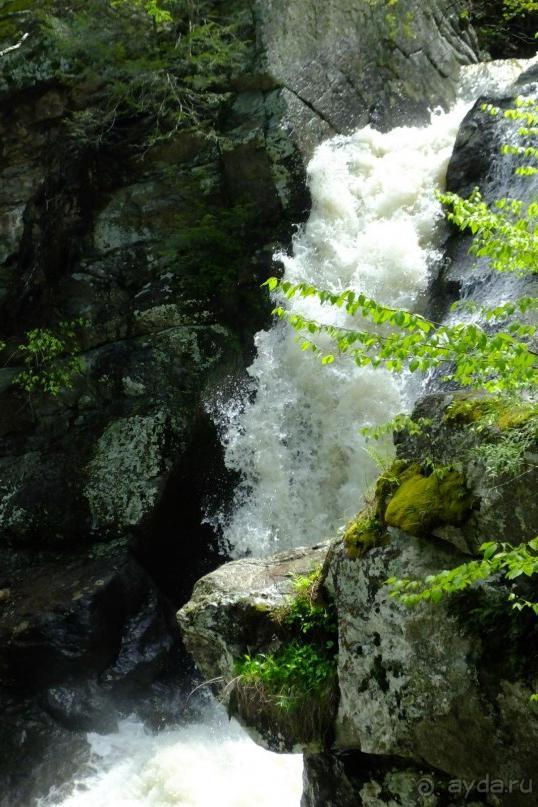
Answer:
[
  {"xmin": 444, "ymin": 395, "xmax": 537, "ymax": 432},
  {"xmin": 443, "ymin": 396, "xmax": 493, "ymax": 425},
  {"xmin": 495, "ymin": 405, "xmax": 537, "ymax": 431},
  {"xmin": 384, "ymin": 467, "xmax": 474, "ymax": 537},
  {"xmin": 343, "ymin": 508, "xmax": 387, "ymax": 559}
]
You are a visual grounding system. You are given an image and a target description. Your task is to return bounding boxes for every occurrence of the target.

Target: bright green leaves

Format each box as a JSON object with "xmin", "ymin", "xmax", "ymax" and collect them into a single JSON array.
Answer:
[
  {"xmin": 234, "ymin": 570, "xmax": 337, "ymax": 714},
  {"xmin": 265, "ymin": 277, "xmax": 537, "ymax": 392},
  {"xmin": 235, "ymin": 641, "xmax": 336, "ymax": 712},
  {"xmin": 360, "ymin": 414, "xmax": 432, "ymax": 441},
  {"xmin": 264, "ymin": 276, "xmax": 279, "ymax": 292},
  {"xmin": 265, "ymin": 278, "xmax": 434, "ymax": 333},
  {"xmin": 387, "ymin": 537, "xmax": 538, "ymax": 610},
  {"xmin": 13, "ymin": 319, "xmax": 86, "ymax": 397},
  {"xmin": 111, "ymin": 0, "xmax": 173, "ymax": 24},
  {"xmin": 438, "ymin": 189, "xmax": 538, "ymax": 276},
  {"xmin": 502, "ymin": 0, "xmax": 538, "ymax": 16}
]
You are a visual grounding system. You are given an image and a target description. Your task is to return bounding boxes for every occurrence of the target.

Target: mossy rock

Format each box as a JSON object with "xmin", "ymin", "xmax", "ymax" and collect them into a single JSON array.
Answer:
[
  {"xmin": 443, "ymin": 396, "xmax": 494, "ymax": 425},
  {"xmin": 384, "ymin": 467, "xmax": 474, "ymax": 538},
  {"xmin": 444, "ymin": 395, "xmax": 537, "ymax": 431},
  {"xmin": 343, "ymin": 508, "xmax": 388, "ymax": 559}
]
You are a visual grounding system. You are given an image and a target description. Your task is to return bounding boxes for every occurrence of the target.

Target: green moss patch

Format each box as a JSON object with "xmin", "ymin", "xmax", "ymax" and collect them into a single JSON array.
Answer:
[
  {"xmin": 384, "ymin": 466, "xmax": 474, "ymax": 537},
  {"xmin": 343, "ymin": 507, "xmax": 387, "ymax": 559},
  {"xmin": 444, "ymin": 396, "xmax": 495, "ymax": 425},
  {"xmin": 444, "ymin": 396, "xmax": 537, "ymax": 431}
]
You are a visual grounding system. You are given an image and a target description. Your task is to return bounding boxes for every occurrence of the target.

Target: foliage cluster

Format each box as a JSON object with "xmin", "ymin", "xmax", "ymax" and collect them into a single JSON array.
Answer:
[
  {"xmin": 388, "ymin": 537, "xmax": 538, "ymax": 612},
  {"xmin": 235, "ymin": 641, "xmax": 336, "ymax": 712},
  {"xmin": 2, "ymin": 0, "xmax": 249, "ymax": 148},
  {"xmin": 1, "ymin": 319, "xmax": 86, "ymax": 397},
  {"xmin": 265, "ymin": 277, "xmax": 537, "ymax": 393},
  {"xmin": 467, "ymin": 0, "xmax": 538, "ymax": 58},
  {"xmin": 234, "ymin": 570, "xmax": 337, "ymax": 716}
]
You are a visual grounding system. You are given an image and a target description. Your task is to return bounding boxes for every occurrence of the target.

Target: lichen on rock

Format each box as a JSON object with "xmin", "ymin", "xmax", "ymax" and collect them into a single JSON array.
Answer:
[
  {"xmin": 83, "ymin": 411, "xmax": 180, "ymax": 532},
  {"xmin": 178, "ymin": 542, "xmax": 336, "ymax": 752}
]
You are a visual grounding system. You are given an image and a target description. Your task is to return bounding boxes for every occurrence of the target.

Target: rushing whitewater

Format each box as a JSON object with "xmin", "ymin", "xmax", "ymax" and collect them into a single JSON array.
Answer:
[
  {"xmin": 213, "ymin": 58, "xmax": 535, "ymax": 558},
  {"xmin": 40, "ymin": 704, "xmax": 303, "ymax": 807}
]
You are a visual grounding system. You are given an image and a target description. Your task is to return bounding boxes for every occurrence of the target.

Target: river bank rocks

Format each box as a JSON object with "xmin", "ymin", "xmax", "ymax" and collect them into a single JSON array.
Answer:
[{"xmin": 0, "ymin": 548, "xmax": 178, "ymax": 804}]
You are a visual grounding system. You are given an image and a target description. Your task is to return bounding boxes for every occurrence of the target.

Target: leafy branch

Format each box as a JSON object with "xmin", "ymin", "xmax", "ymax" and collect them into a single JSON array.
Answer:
[
  {"xmin": 387, "ymin": 537, "xmax": 538, "ymax": 611},
  {"xmin": 264, "ymin": 278, "xmax": 537, "ymax": 392}
]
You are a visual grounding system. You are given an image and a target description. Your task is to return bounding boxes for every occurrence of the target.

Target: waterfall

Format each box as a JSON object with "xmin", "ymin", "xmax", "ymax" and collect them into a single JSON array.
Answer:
[
  {"xmin": 213, "ymin": 58, "xmax": 535, "ymax": 559},
  {"xmin": 44, "ymin": 56, "xmax": 535, "ymax": 807}
]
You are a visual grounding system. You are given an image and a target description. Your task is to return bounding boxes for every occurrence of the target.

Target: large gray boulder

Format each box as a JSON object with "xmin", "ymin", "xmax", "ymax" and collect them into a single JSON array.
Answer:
[
  {"xmin": 179, "ymin": 533, "xmax": 538, "ymax": 806},
  {"xmin": 254, "ymin": 0, "xmax": 477, "ymax": 155}
]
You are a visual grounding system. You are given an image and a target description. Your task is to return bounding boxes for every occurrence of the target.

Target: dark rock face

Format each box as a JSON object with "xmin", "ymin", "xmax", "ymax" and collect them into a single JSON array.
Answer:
[
  {"xmin": 0, "ymin": 549, "xmax": 177, "ymax": 803},
  {"xmin": 0, "ymin": 0, "xmax": 477, "ymax": 559},
  {"xmin": 430, "ymin": 68, "xmax": 538, "ymax": 319},
  {"xmin": 301, "ymin": 752, "xmax": 496, "ymax": 807}
]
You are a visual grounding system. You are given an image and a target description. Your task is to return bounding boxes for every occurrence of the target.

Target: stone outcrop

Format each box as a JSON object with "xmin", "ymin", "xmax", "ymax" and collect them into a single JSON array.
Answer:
[
  {"xmin": 179, "ymin": 542, "xmax": 329, "ymax": 684},
  {"xmin": 254, "ymin": 0, "xmax": 477, "ymax": 155},
  {"xmin": 0, "ymin": 548, "xmax": 177, "ymax": 804}
]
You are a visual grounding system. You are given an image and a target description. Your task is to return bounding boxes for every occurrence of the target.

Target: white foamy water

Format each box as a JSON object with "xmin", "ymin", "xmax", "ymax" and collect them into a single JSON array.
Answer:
[
  {"xmin": 212, "ymin": 57, "xmax": 536, "ymax": 558},
  {"xmin": 40, "ymin": 705, "xmax": 303, "ymax": 807}
]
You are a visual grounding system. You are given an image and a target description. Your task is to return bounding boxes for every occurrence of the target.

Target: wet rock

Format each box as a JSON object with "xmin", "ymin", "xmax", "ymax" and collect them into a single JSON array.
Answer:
[
  {"xmin": 178, "ymin": 542, "xmax": 331, "ymax": 750},
  {"xmin": 301, "ymin": 752, "xmax": 492, "ymax": 807},
  {"xmin": 0, "ymin": 551, "xmax": 173, "ymax": 693},
  {"xmin": 255, "ymin": 0, "xmax": 477, "ymax": 153},
  {"xmin": 433, "ymin": 67, "xmax": 538, "ymax": 314},
  {"xmin": 0, "ymin": 549, "xmax": 177, "ymax": 801},
  {"xmin": 0, "ymin": 693, "xmax": 88, "ymax": 807},
  {"xmin": 181, "ymin": 530, "xmax": 538, "ymax": 805}
]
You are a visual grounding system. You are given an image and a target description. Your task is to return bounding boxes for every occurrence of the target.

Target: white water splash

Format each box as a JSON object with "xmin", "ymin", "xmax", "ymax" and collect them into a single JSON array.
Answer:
[
  {"xmin": 40, "ymin": 705, "xmax": 303, "ymax": 807},
  {"xmin": 211, "ymin": 56, "xmax": 537, "ymax": 558}
]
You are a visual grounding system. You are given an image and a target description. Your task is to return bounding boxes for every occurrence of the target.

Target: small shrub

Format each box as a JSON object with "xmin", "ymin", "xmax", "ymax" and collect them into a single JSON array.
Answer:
[
  {"xmin": 41, "ymin": 0, "xmax": 250, "ymax": 149},
  {"xmin": 445, "ymin": 396, "xmax": 538, "ymax": 481},
  {"xmin": 14, "ymin": 319, "xmax": 86, "ymax": 396}
]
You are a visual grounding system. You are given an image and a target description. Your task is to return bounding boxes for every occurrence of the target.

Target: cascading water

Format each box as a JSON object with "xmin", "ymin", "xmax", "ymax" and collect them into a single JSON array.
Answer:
[
  {"xmin": 212, "ymin": 58, "xmax": 536, "ymax": 559},
  {"xmin": 38, "ymin": 702, "xmax": 303, "ymax": 807},
  {"xmin": 44, "ymin": 56, "xmax": 535, "ymax": 807}
]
